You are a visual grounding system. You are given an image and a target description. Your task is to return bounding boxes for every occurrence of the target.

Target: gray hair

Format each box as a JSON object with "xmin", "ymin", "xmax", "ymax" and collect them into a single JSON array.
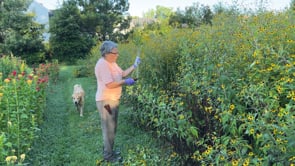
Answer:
[{"xmin": 100, "ymin": 41, "xmax": 118, "ymax": 57}]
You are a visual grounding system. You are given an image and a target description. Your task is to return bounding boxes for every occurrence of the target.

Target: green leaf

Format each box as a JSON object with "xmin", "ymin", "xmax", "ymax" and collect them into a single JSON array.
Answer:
[
  {"xmin": 190, "ymin": 126, "xmax": 198, "ymax": 138},
  {"xmin": 21, "ymin": 113, "xmax": 29, "ymax": 119},
  {"xmin": 5, "ymin": 142, "xmax": 12, "ymax": 148}
]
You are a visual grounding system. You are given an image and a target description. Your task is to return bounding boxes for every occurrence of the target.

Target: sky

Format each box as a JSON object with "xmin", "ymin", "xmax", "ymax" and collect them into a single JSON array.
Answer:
[{"xmin": 35, "ymin": 0, "xmax": 291, "ymax": 16}]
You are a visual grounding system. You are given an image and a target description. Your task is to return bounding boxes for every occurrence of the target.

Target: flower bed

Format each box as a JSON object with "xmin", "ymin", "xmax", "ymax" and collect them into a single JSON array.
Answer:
[{"xmin": 0, "ymin": 56, "xmax": 59, "ymax": 165}]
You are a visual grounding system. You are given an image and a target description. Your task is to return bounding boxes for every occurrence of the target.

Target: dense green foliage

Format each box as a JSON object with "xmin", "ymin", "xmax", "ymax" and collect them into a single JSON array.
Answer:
[
  {"xmin": 169, "ymin": 3, "xmax": 213, "ymax": 28},
  {"xmin": 116, "ymin": 10, "xmax": 295, "ymax": 165},
  {"xmin": 49, "ymin": 0, "xmax": 93, "ymax": 63},
  {"xmin": 77, "ymin": 0, "xmax": 131, "ymax": 41},
  {"xmin": 49, "ymin": 0, "xmax": 131, "ymax": 63},
  {"xmin": 1, "ymin": 0, "xmax": 295, "ymax": 165},
  {"xmin": 0, "ymin": 0, "xmax": 45, "ymax": 64}
]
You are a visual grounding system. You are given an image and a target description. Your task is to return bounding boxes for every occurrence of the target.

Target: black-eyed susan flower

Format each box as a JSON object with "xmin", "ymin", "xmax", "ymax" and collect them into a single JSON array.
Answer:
[
  {"xmin": 230, "ymin": 104, "xmax": 235, "ymax": 111},
  {"xmin": 249, "ymin": 128, "xmax": 255, "ymax": 135},
  {"xmin": 243, "ymin": 158, "xmax": 250, "ymax": 166},
  {"xmin": 232, "ymin": 159, "xmax": 239, "ymax": 166},
  {"xmin": 247, "ymin": 114, "xmax": 254, "ymax": 121}
]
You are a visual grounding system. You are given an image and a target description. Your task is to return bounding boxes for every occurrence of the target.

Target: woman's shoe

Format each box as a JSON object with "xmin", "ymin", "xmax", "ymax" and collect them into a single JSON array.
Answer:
[{"xmin": 104, "ymin": 155, "xmax": 123, "ymax": 163}]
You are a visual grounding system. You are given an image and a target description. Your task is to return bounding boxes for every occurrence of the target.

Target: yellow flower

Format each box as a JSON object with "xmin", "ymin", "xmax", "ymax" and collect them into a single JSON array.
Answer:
[
  {"xmin": 287, "ymin": 78, "xmax": 293, "ymax": 83},
  {"xmin": 179, "ymin": 114, "xmax": 185, "ymax": 120},
  {"xmin": 221, "ymin": 84, "xmax": 225, "ymax": 89},
  {"xmin": 171, "ymin": 152, "xmax": 177, "ymax": 157},
  {"xmin": 247, "ymin": 114, "xmax": 254, "ymax": 121},
  {"xmin": 276, "ymin": 85, "xmax": 282, "ymax": 94},
  {"xmin": 256, "ymin": 133, "xmax": 262, "ymax": 139},
  {"xmin": 287, "ymin": 91, "xmax": 295, "ymax": 101},
  {"xmin": 231, "ymin": 139, "xmax": 236, "ymax": 144},
  {"xmin": 20, "ymin": 62, "xmax": 26, "ymax": 72},
  {"xmin": 230, "ymin": 104, "xmax": 235, "ymax": 111},
  {"xmin": 243, "ymin": 158, "xmax": 250, "ymax": 166},
  {"xmin": 5, "ymin": 156, "xmax": 17, "ymax": 163},
  {"xmin": 4, "ymin": 78, "xmax": 10, "ymax": 83},
  {"xmin": 276, "ymin": 138, "xmax": 282, "ymax": 144},
  {"xmin": 27, "ymin": 79, "xmax": 33, "ymax": 85},
  {"xmin": 205, "ymin": 106, "xmax": 212, "ymax": 113},
  {"xmin": 232, "ymin": 159, "xmax": 239, "ymax": 166},
  {"xmin": 204, "ymin": 148, "xmax": 212, "ymax": 155},
  {"xmin": 217, "ymin": 97, "xmax": 223, "ymax": 102},
  {"xmin": 273, "ymin": 128, "xmax": 278, "ymax": 134},
  {"xmin": 0, "ymin": 93, "xmax": 3, "ymax": 97},
  {"xmin": 289, "ymin": 156, "xmax": 295, "ymax": 161},
  {"xmin": 197, "ymin": 155, "xmax": 203, "ymax": 161},
  {"xmin": 5, "ymin": 156, "xmax": 11, "ymax": 162},
  {"xmin": 249, "ymin": 128, "xmax": 255, "ymax": 135},
  {"xmin": 20, "ymin": 154, "xmax": 26, "ymax": 161},
  {"xmin": 266, "ymin": 67, "xmax": 273, "ymax": 71}
]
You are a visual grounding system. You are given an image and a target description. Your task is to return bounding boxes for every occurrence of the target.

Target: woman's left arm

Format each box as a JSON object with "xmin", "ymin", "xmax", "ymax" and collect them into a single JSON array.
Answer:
[{"xmin": 122, "ymin": 65, "xmax": 135, "ymax": 77}]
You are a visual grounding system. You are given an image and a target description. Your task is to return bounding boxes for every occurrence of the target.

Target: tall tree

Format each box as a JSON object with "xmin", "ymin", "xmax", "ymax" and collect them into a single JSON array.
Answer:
[
  {"xmin": 49, "ymin": 0, "xmax": 92, "ymax": 63},
  {"xmin": 291, "ymin": 0, "xmax": 295, "ymax": 10},
  {"xmin": 49, "ymin": 0, "xmax": 131, "ymax": 63},
  {"xmin": 169, "ymin": 3, "xmax": 213, "ymax": 28},
  {"xmin": 0, "ymin": 0, "xmax": 45, "ymax": 63},
  {"xmin": 77, "ymin": 0, "xmax": 131, "ymax": 41}
]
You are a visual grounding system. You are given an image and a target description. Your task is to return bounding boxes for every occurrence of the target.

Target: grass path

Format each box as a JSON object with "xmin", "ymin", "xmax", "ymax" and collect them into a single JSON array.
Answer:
[{"xmin": 26, "ymin": 66, "xmax": 174, "ymax": 166}]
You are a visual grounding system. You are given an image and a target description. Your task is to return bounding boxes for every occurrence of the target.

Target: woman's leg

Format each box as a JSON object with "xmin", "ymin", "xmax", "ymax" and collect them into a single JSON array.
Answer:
[{"xmin": 96, "ymin": 100, "xmax": 119, "ymax": 160}]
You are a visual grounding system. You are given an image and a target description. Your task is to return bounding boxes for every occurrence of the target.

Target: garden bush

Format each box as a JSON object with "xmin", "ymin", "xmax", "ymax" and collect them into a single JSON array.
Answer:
[{"xmin": 120, "ymin": 10, "xmax": 295, "ymax": 165}]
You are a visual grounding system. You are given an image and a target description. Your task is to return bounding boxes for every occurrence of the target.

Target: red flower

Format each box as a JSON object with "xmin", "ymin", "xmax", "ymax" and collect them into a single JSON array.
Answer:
[
  {"xmin": 12, "ymin": 70, "xmax": 17, "ymax": 76},
  {"xmin": 27, "ymin": 75, "xmax": 33, "ymax": 80}
]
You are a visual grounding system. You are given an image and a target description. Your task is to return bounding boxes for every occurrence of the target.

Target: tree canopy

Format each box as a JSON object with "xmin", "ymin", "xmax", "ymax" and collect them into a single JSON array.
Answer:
[
  {"xmin": 49, "ymin": 0, "xmax": 131, "ymax": 63},
  {"xmin": 0, "ymin": 0, "xmax": 45, "ymax": 63}
]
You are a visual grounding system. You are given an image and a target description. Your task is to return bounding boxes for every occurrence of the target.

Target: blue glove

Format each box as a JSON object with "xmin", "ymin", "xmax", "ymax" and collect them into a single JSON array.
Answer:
[
  {"xmin": 125, "ymin": 78, "xmax": 135, "ymax": 85},
  {"xmin": 133, "ymin": 56, "xmax": 141, "ymax": 68}
]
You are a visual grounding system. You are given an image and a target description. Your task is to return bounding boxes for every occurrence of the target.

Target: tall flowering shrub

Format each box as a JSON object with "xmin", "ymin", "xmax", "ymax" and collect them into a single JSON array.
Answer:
[
  {"xmin": 121, "ymin": 10, "xmax": 295, "ymax": 165},
  {"xmin": 176, "ymin": 11, "xmax": 295, "ymax": 165}
]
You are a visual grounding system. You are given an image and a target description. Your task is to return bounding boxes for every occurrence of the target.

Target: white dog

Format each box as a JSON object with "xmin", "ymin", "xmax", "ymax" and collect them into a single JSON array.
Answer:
[{"xmin": 72, "ymin": 84, "xmax": 85, "ymax": 117}]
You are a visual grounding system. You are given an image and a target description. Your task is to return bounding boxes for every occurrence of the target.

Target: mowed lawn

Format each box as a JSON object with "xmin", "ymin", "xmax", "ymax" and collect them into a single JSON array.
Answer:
[{"xmin": 26, "ymin": 66, "xmax": 175, "ymax": 166}]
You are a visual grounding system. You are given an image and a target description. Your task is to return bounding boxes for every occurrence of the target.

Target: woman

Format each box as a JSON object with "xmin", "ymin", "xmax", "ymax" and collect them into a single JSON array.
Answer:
[{"xmin": 94, "ymin": 40, "xmax": 140, "ymax": 162}]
